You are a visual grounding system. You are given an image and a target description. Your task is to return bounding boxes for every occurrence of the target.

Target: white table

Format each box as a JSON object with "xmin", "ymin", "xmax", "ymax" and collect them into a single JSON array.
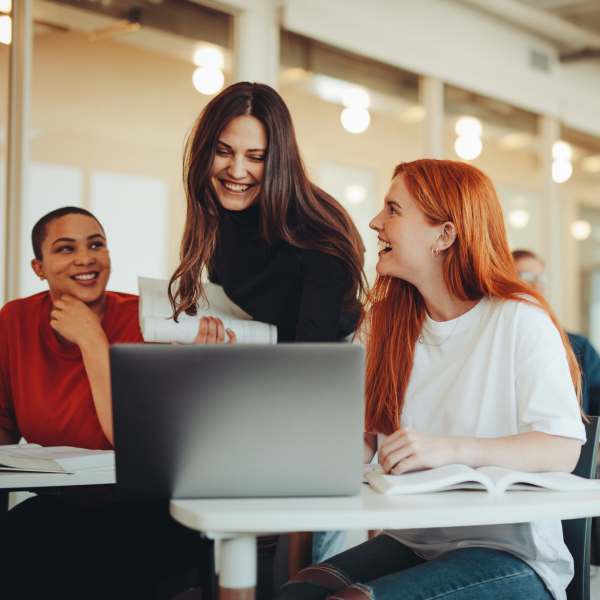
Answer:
[
  {"xmin": 0, "ymin": 468, "xmax": 115, "ymax": 512},
  {"xmin": 0, "ymin": 468, "xmax": 115, "ymax": 490},
  {"xmin": 170, "ymin": 485, "xmax": 600, "ymax": 600}
]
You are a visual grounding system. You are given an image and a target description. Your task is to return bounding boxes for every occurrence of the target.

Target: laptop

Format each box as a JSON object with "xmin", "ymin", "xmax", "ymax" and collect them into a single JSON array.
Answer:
[{"xmin": 110, "ymin": 343, "xmax": 364, "ymax": 499}]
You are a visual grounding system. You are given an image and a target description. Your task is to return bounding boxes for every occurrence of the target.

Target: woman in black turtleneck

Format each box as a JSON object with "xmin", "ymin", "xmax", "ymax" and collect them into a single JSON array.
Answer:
[
  {"xmin": 210, "ymin": 201, "xmax": 360, "ymax": 342},
  {"xmin": 168, "ymin": 82, "xmax": 366, "ymax": 597},
  {"xmin": 169, "ymin": 82, "xmax": 365, "ymax": 343}
]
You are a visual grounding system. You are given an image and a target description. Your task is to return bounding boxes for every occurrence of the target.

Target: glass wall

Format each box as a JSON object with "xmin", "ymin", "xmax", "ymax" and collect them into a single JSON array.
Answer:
[
  {"xmin": 568, "ymin": 128, "xmax": 600, "ymax": 340},
  {"xmin": 280, "ymin": 32, "xmax": 423, "ymax": 283},
  {"xmin": 11, "ymin": 0, "xmax": 231, "ymax": 296},
  {"xmin": 0, "ymin": 0, "xmax": 9, "ymax": 301},
  {"xmin": 444, "ymin": 85, "xmax": 543, "ymax": 256}
]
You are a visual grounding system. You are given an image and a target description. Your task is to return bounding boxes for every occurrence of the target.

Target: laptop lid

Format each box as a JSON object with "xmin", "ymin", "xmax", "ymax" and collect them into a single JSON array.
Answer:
[{"xmin": 111, "ymin": 344, "xmax": 364, "ymax": 499}]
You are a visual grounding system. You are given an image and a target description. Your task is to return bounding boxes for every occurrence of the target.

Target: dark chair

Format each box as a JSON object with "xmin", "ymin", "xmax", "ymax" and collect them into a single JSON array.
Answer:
[{"xmin": 563, "ymin": 416, "xmax": 600, "ymax": 600}]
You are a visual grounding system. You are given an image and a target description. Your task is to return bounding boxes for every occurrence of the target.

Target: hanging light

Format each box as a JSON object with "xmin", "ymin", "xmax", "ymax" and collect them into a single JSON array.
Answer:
[
  {"xmin": 192, "ymin": 45, "xmax": 225, "ymax": 96},
  {"xmin": 340, "ymin": 85, "xmax": 371, "ymax": 134},
  {"xmin": 454, "ymin": 116, "xmax": 482, "ymax": 160},
  {"xmin": 192, "ymin": 66, "xmax": 224, "ymax": 96},
  {"xmin": 343, "ymin": 184, "xmax": 367, "ymax": 205},
  {"xmin": 340, "ymin": 107, "xmax": 370, "ymax": 134},
  {"xmin": 342, "ymin": 86, "xmax": 370, "ymax": 110},
  {"xmin": 571, "ymin": 220, "xmax": 591, "ymax": 241},
  {"xmin": 455, "ymin": 116, "xmax": 482, "ymax": 138},
  {"xmin": 508, "ymin": 209, "xmax": 530, "ymax": 229},
  {"xmin": 0, "ymin": 15, "xmax": 11, "ymax": 45},
  {"xmin": 193, "ymin": 46, "xmax": 224, "ymax": 70},
  {"xmin": 551, "ymin": 141, "xmax": 573, "ymax": 184}
]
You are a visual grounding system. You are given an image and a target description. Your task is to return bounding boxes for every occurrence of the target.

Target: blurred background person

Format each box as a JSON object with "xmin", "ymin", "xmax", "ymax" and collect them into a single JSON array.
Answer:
[{"xmin": 513, "ymin": 249, "xmax": 600, "ymax": 416}]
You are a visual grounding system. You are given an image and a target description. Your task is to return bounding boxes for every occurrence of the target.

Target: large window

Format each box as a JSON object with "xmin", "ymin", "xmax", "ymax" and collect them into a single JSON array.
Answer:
[
  {"xmin": 0, "ymin": 0, "xmax": 10, "ymax": 301},
  {"xmin": 280, "ymin": 32, "xmax": 423, "ymax": 283},
  {"xmin": 13, "ymin": 0, "xmax": 231, "ymax": 296},
  {"xmin": 444, "ymin": 85, "xmax": 543, "ymax": 255}
]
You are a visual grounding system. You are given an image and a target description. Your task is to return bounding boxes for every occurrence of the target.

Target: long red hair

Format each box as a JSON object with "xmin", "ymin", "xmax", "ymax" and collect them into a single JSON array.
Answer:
[{"xmin": 362, "ymin": 159, "xmax": 581, "ymax": 434}]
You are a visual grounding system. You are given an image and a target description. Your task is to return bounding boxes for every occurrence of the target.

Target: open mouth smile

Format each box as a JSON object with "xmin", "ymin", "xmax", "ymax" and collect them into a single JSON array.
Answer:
[
  {"xmin": 71, "ymin": 272, "xmax": 100, "ymax": 285},
  {"xmin": 378, "ymin": 238, "xmax": 393, "ymax": 254},
  {"xmin": 220, "ymin": 180, "xmax": 254, "ymax": 194}
]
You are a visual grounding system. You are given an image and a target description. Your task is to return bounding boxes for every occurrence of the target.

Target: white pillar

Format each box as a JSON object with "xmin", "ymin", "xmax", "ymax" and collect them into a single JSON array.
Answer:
[
  {"xmin": 539, "ymin": 115, "xmax": 563, "ymax": 318},
  {"xmin": 4, "ymin": 0, "xmax": 32, "ymax": 303},
  {"xmin": 419, "ymin": 76, "xmax": 444, "ymax": 159},
  {"xmin": 233, "ymin": 1, "xmax": 280, "ymax": 88}
]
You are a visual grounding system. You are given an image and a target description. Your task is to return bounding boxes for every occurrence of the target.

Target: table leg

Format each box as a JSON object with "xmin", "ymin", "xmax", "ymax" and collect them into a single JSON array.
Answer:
[{"xmin": 219, "ymin": 534, "xmax": 257, "ymax": 600}]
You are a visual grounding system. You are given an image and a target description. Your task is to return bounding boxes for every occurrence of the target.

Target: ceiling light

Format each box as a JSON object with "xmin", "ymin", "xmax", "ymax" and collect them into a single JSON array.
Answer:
[
  {"xmin": 571, "ymin": 220, "xmax": 591, "ymax": 241},
  {"xmin": 508, "ymin": 209, "xmax": 530, "ymax": 229},
  {"xmin": 342, "ymin": 86, "xmax": 370, "ymax": 110},
  {"xmin": 343, "ymin": 184, "xmax": 367, "ymax": 205},
  {"xmin": 193, "ymin": 46, "xmax": 224, "ymax": 70},
  {"xmin": 552, "ymin": 141, "xmax": 572, "ymax": 162},
  {"xmin": 552, "ymin": 159, "xmax": 573, "ymax": 184},
  {"xmin": 454, "ymin": 136, "xmax": 482, "ymax": 160},
  {"xmin": 455, "ymin": 116, "xmax": 482, "ymax": 138},
  {"xmin": 0, "ymin": 15, "xmax": 11, "ymax": 45},
  {"xmin": 340, "ymin": 107, "xmax": 370, "ymax": 134},
  {"xmin": 192, "ymin": 67, "xmax": 224, "ymax": 96}
]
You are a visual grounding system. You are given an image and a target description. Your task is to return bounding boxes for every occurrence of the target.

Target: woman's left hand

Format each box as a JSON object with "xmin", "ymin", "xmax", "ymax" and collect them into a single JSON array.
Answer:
[{"xmin": 378, "ymin": 428, "xmax": 458, "ymax": 474}]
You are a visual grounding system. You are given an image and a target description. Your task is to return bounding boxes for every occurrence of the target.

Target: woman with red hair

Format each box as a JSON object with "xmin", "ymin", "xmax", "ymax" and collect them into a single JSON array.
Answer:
[{"xmin": 276, "ymin": 159, "xmax": 584, "ymax": 600}]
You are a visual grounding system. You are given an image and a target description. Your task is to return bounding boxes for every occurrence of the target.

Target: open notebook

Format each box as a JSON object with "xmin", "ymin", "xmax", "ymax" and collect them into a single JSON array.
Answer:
[
  {"xmin": 0, "ymin": 444, "xmax": 114, "ymax": 474},
  {"xmin": 138, "ymin": 276, "xmax": 277, "ymax": 344},
  {"xmin": 365, "ymin": 464, "xmax": 600, "ymax": 495}
]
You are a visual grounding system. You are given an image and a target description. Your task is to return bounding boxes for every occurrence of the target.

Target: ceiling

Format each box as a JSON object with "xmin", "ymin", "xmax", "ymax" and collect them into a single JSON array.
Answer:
[{"xmin": 516, "ymin": 0, "xmax": 600, "ymax": 37}]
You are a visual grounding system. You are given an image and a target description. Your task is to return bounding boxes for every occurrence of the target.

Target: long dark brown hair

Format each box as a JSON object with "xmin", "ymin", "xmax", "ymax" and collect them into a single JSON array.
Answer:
[
  {"xmin": 169, "ymin": 82, "xmax": 366, "ymax": 319},
  {"xmin": 361, "ymin": 159, "xmax": 581, "ymax": 434}
]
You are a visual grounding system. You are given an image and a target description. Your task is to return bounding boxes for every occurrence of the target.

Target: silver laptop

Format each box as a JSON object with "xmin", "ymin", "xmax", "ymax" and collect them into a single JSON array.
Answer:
[{"xmin": 110, "ymin": 344, "xmax": 364, "ymax": 499}]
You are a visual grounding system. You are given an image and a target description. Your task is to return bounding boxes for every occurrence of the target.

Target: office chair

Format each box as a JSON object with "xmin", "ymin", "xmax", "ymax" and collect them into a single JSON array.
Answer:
[{"xmin": 563, "ymin": 416, "xmax": 600, "ymax": 600}]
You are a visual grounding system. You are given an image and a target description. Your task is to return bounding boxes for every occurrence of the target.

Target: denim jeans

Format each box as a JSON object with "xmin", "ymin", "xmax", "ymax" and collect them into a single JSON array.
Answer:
[
  {"xmin": 276, "ymin": 534, "xmax": 553, "ymax": 600},
  {"xmin": 313, "ymin": 530, "xmax": 347, "ymax": 563}
]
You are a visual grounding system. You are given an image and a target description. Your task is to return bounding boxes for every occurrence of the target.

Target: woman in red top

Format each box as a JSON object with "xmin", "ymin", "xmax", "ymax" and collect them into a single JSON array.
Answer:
[
  {"xmin": 0, "ymin": 207, "xmax": 211, "ymax": 599},
  {"xmin": 0, "ymin": 206, "xmax": 142, "ymax": 448}
]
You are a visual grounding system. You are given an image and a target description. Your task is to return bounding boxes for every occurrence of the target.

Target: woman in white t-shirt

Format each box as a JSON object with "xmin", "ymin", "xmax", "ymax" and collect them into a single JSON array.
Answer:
[{"xmin": 276, "ymin": 159, "xmax": 585, "ymax": 600}]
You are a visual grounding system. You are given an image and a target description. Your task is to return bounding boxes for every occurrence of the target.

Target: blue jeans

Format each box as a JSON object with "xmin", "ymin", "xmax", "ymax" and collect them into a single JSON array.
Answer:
[
  {"xmin": 276, "ymin": 534, "xmax": 553, "ymax": 600},
  {"xmin": 312, "ymin": 530, "xmax": 346, "ymax": 563}
]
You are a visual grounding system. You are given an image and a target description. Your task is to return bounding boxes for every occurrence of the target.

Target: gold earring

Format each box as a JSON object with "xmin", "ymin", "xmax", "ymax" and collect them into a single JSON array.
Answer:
[{"xmin": 431, "ymin": 247, "xmax": 440, "ymax": 258}]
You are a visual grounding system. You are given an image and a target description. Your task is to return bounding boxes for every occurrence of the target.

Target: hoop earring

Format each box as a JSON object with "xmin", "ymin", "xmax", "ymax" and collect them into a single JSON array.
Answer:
[{"xmin": 431, "ymin": 247, "xmax": 440, "ymax": 258}]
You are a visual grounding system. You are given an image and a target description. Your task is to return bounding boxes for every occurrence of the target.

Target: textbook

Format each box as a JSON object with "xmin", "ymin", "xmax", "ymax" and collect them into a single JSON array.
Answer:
[
  {"xmin": 365, "ymin": 463, "xmax": 600, "ymax": 495},
  {"xmin": 0, "ymin": 444, "xmax": 115, "ymax": 474},
  {"xmin": 138, "ymin": 276, "xmax": 277, "ymax": 344}
]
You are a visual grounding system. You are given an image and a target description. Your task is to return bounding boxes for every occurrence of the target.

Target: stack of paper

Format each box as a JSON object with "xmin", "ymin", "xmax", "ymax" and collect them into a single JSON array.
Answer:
[
  {"xmin": 138, "ymin": 277, "xmax": 277, "ymax": 344},
  {"xmin": 0, "ymin": 444, "xmax": 115, "ymax": 474}
]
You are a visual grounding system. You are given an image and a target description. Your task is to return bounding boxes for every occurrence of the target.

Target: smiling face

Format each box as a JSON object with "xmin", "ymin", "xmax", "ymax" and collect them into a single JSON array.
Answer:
[
  {"xmin": 210, "ymin": 115, "xmax": 267, "ymax": 211},
  {"xmin": 369, "ymin": 175, "xmax": 443, "ymax": 285},
  {"xmin": 31, "ymin": 213, "xmax": 110, "ymax": 305}
]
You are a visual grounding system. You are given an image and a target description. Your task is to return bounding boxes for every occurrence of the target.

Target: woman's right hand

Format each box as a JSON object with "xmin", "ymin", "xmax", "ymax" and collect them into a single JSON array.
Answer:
[{"xmin": 194, "ymin": 316, "xmax": 237, "ymax": 344}]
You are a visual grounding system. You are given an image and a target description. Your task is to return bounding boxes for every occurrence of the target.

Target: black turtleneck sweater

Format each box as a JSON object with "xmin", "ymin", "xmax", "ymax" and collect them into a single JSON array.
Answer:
[{"xmin": 208, "ymin": 204, "xmax": 360, "ymax": 343}]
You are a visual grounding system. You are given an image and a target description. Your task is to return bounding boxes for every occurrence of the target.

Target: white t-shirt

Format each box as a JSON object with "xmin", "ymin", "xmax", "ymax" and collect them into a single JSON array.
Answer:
[{"xmin": 378, "ymin": 297, "xmax": 586, "ymax": 600}]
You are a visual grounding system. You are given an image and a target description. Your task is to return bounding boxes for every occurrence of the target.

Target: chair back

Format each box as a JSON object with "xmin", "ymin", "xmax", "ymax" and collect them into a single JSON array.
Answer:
[{"xmin": 563, "ymin": 416, "xmax": 600, "ymax": 600}]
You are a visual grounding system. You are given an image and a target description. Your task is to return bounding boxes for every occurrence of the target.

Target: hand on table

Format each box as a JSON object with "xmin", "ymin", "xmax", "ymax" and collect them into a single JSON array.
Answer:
[
  {"xmin": 194, "ymin": 316, "xmax": 237, "ymax": 344},
  {"xmin": 50, "ymin": 295, "xmax": 107, "ymax": 350},
  {"xmin": 379, "ymin": 429, "xmax": 457, "ymax": 474}
]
